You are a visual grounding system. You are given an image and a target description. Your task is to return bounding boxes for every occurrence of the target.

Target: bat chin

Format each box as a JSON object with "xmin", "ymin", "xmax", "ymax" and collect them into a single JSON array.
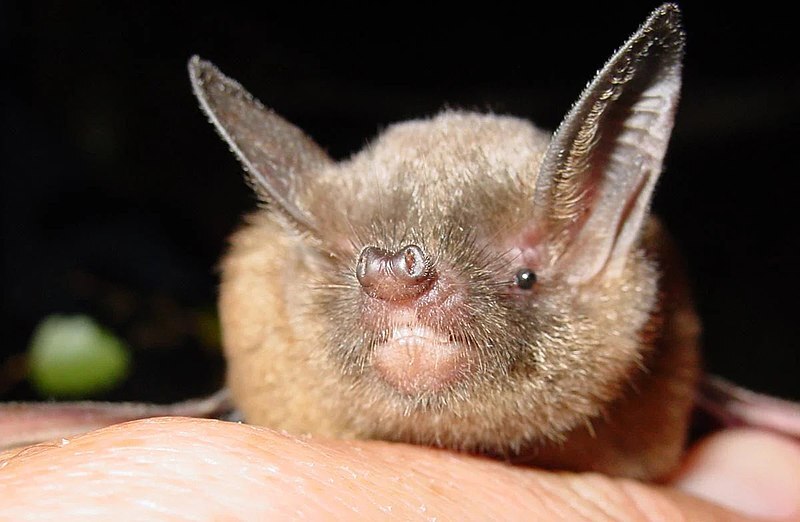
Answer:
[{"xmin": 371, "ymin": 326, "xmax": 471, "ymax": 395}]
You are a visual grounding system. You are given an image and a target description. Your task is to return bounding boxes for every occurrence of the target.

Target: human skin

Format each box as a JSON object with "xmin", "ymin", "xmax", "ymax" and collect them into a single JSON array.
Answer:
[{"xmin": 1, "ymin": 418, "xmax": 798, "ymax": 521}]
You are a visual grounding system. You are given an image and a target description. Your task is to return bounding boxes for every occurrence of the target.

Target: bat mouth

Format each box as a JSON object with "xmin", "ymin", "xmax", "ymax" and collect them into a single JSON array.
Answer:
[{"xmin": 371, "ymin": 326, "xmax": 471, "ymax": 395}]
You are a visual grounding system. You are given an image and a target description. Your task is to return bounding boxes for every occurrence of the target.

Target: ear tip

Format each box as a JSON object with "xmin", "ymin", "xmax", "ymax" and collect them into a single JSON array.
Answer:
[
  {"xmin": 641, "ymin": 3, "xmax": 685, "ymax": 59},
  {"xmin": 187, "ymin": 55, "xmax": 202, "ymax": 75},
  {"xmin": 649, "ymin": 3, "xmax": 684, "ymax": 34},
  {"xmin": 187, "ymin": 56, "xmax": 222, "ymax": 85},
  {"xmin": 654, "ymin": 3, "xmax": 681, "ymax": 20}
]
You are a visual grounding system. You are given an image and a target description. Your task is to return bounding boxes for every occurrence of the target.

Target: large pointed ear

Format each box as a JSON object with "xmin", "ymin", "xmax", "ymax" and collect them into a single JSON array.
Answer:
[
  {"xmin": 533, "ymin": 4, "xmax": 684, "ymax": 284},
  {"xmin": 188, "ymin": 56, "xmax": 333, "ymax": 234}
]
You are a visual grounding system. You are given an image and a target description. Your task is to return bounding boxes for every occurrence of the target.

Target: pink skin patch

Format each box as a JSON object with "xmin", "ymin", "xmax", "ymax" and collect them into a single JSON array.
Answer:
[
  {"xmin": 371, "ymin": 326, "xmax": 470, "ymax": 395},
  {"xmin": 360, "ymin": 267, "xmax": 474, "ymax": 395},
  {"xmin": 503, "ymin": 225, "xmax": 547, "ymax": 275}
]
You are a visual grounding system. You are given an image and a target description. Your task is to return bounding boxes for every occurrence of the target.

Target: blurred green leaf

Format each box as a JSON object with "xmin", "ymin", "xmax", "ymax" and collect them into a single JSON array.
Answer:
[
  {"xmin": 28, "ymin": 315, "xmax": 131, "ymax": 398},
  {"xmin": 196, "ymin": 307, "xmax": 221, "ymax": 350}
]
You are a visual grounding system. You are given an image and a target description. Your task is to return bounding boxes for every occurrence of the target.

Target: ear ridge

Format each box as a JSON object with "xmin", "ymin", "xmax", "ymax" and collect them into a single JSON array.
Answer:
[
  {"xmin": 188, "ymin": 56, "xmax": 332, "ymax": 233},
  {"xmin": 534, "ymin": 4, "xmax": 684, "ymax": 283}
]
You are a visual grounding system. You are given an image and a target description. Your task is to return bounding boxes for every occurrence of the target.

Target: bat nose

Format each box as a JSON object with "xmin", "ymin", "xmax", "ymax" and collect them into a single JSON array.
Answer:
[{"xmin": 355, "ymin": 244, "xmax": 436, "ymax": 302}]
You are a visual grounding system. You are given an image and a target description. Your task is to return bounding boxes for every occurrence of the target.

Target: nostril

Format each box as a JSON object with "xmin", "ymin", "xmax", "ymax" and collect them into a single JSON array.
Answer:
[
  {"xmin": 393, "ymin": 244, "xmax": 426, "ymax": 279},
  {"xmin": 355, "ymin": 246, "xmax": 390, "ymax": 288},
  {"xmin": 356, "ymin": 244, "xmax": 436, "ymax": 301}
]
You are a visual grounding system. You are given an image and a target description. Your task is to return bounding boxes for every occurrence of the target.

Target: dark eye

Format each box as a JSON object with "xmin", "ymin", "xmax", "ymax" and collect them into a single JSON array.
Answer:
[{"xmin": 514, "ymin": 268, "xmax": 537, "ymax": 290}]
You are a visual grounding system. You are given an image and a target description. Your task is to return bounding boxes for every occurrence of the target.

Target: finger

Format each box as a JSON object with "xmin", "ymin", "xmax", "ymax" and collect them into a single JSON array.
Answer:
[
  {"xmin": 671, "ymin": 428, "xmax": 800, "ymax": 521},
  {"xmin": 697, "ymin": 376, "xmax": 800, "ymax": 439},
  {"xmin": 0, "ymin": 417, "xmax": 752, "ymax": 521}
]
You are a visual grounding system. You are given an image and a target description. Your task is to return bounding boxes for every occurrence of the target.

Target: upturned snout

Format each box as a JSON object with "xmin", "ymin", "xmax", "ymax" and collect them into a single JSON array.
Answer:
[{"xmin": 355, "ymin": 244, "xmax": 436, "ymax": 302}]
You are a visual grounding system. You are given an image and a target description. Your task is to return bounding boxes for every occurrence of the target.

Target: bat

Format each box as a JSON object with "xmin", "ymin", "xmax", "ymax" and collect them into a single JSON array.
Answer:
[
  {"xmin": 195, "ymin": 3, "xmax": 694, "ymax": 480},
  {"xmin": 2, "ymin": 4, "xmax": 797, "ymax": 480}
]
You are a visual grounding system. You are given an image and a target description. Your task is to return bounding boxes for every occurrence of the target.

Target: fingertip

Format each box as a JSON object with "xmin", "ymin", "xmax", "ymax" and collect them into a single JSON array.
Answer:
[{"xmin": 673, "ymin": 429, "xmax": 800, "ymax": 521}]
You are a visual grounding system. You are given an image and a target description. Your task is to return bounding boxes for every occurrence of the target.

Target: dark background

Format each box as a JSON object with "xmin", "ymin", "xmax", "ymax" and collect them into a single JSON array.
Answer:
[{"xmin": 2, "ymin": 3, "xmax": 798, "ymax": 402}]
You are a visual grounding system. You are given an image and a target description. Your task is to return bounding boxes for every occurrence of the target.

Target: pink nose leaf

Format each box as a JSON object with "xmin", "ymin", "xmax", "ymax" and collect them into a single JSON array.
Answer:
[{"xmin": 355, "ymin": 245, "xmax": 435, "ymax": 302}]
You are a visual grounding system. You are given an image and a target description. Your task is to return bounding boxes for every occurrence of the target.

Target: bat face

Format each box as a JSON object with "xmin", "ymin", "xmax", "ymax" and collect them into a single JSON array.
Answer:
[
  {"xmin": 191, "ymin": 3, "xmax": 701, "ymax": 478},
  {"xmin": 302, "ymin": 114, "xmax": 555, "ymax": 400},
  {"xmin": 282, "ymin": 114, "xmax": 661, "ymax": 433}
]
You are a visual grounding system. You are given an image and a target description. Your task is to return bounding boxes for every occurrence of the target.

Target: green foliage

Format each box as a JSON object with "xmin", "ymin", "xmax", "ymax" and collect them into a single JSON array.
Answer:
[{"xmin": 28, "ymin": 315, "xmax": 131, "ymax": 398}]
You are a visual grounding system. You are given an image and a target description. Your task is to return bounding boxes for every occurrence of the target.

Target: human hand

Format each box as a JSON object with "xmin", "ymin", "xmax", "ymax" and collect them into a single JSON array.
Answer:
[{"xmin": 1, "ymin": 418, "xmax": 798, "ymax": 521}]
